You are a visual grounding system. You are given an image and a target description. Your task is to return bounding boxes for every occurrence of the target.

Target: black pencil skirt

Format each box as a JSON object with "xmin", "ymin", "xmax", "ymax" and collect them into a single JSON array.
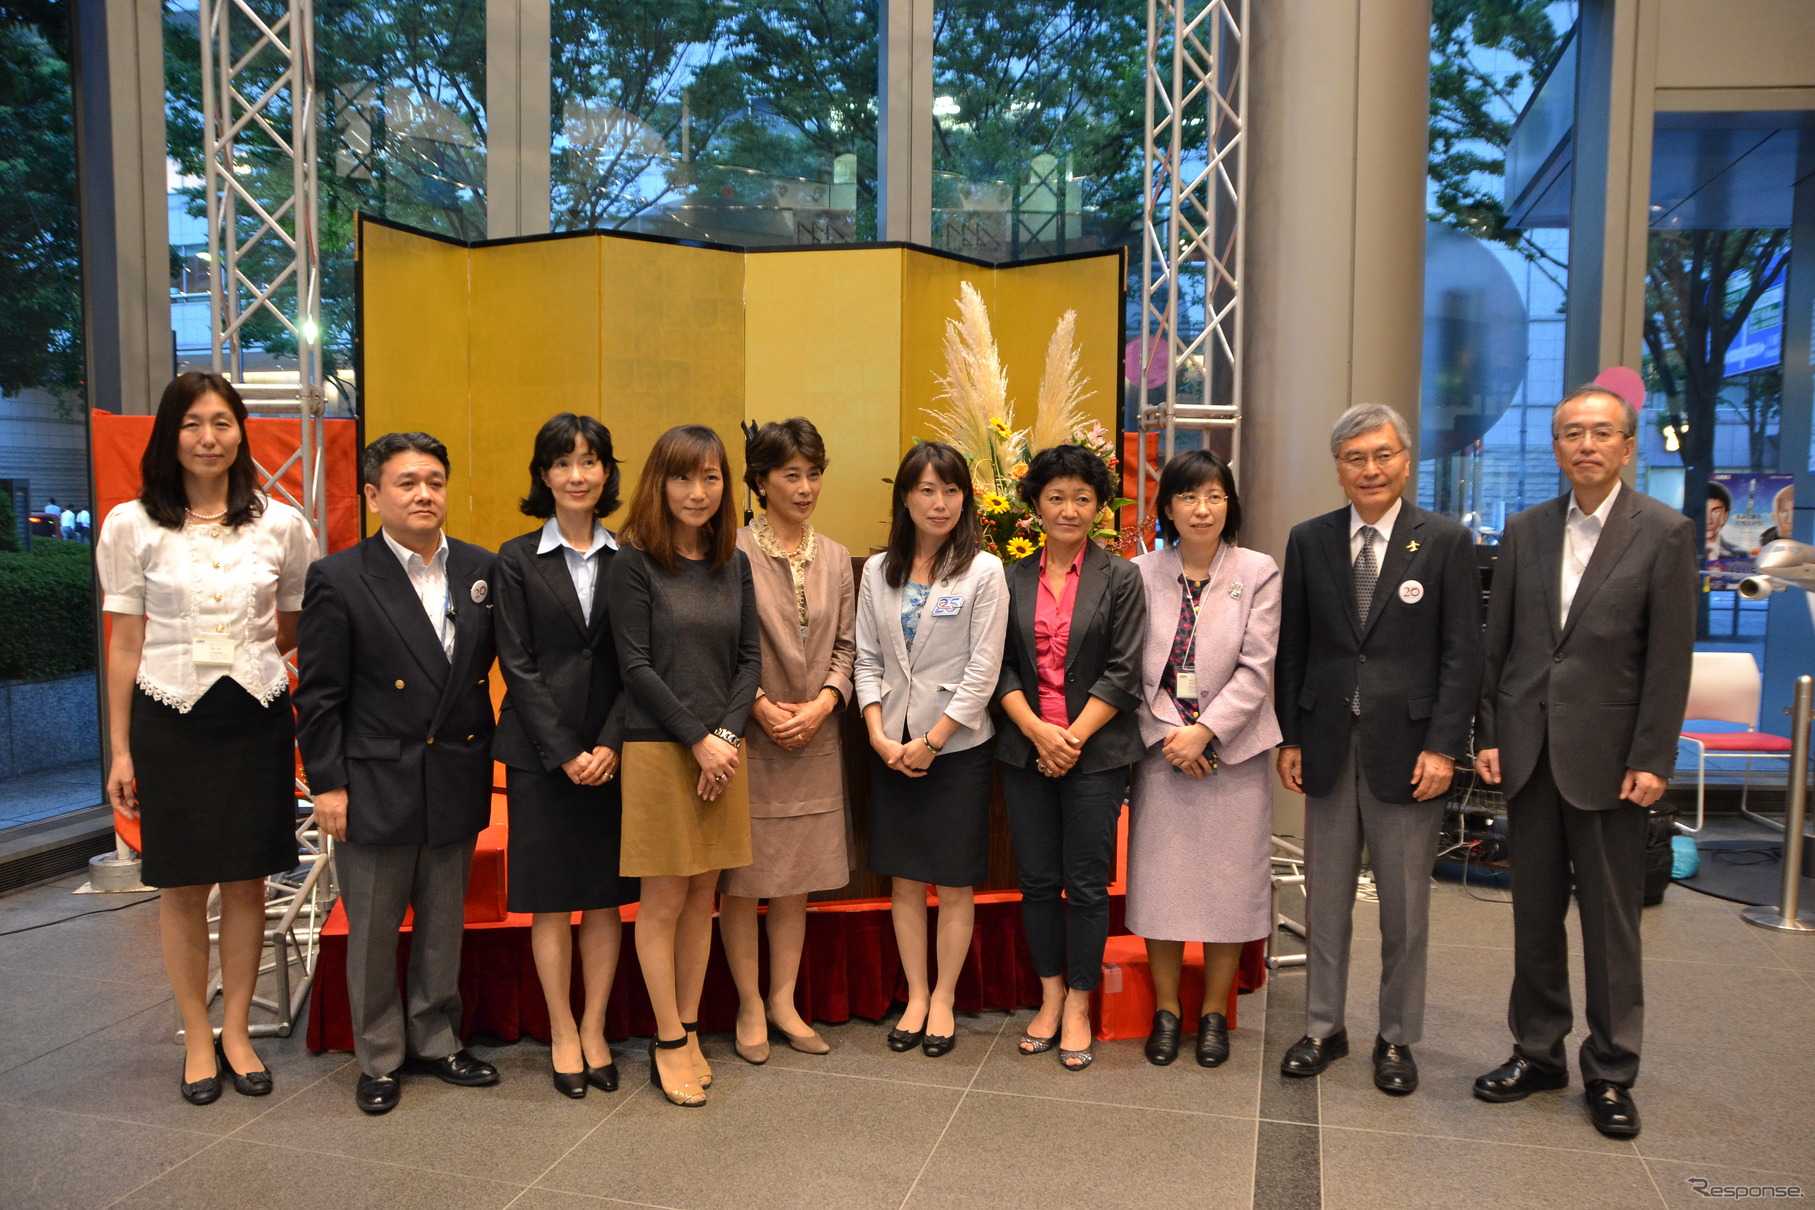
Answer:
[
  {"xmin": 505, "ymin": 763, "xmax": 639, "ymax": 913},
  {"xmin": 866, "ymin": 743, "xmax": 993, "ymax": 888},
  {"xmin": 131, "ymin": 679, "xmax": 298, "ymax": 889}
]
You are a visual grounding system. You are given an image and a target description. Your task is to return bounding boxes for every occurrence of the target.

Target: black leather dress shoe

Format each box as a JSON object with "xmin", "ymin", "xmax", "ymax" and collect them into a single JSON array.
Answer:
[
  {"xmin": 1586, "ymin": 1080, "xmax": 1640, "ymax": 1138},
  {"xmin": 921, "ymin": 1033, "xmax": 955, "ymax": 1058},
  {"xmin": 1372, "ymin": 1037, "xmax": 1417, "ymax": 1095},
  {"xmin": 551, "ymin": 1065, "xmax": 587, "ymax": 1098},
  {"xmin": 584, "ymin": 1060, "xmax": 619, "ymax": 1092},
  {"xmin": 1280, "ymin": 1030, "xmax": 1348, "ymax": 1077},
  {"xmin": 1145, "ymin": 1010, "xmax": 1182, "ymax": 1066},
  {"xmin": 886, "ymin": 1025, "xmax": 925, "ymax": 1052},
  {"xmin": 1196, "ymin": 1012, "xmax": 1230, "ymax": 1068},
  {"xmin": 410, "ymin": 1049, "xmax": 499, "ymax": 1086},
  {"xmin": 1472, "ymin": 1056, "xmax": 1568, "ymax": 1102},
  {"xmin": 356, "ymin": 1072, "xmax": 401, "ymax": 1115}
]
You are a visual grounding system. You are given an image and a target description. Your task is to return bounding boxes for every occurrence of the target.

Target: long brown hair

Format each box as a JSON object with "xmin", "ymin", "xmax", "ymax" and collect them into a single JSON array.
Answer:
[
  {"xmin": 882, "ymin": 441, "xmax": 981, "ymax": 588},
  {"xmin": 619, "ymin": 425, "xmax": 738, "ymax": 571},
  {"xmin": 140, "ymin": 372, "xmax": 264, "ymax": 530}
]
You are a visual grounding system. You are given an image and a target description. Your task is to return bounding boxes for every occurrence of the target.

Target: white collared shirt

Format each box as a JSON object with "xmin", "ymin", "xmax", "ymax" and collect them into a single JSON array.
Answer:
[
  {"xmin": 382, "ymin": 527, "xmax": 454, "ymax": 659},
  {"xmin": 1561, "ymin": 480, "xmax": 1621, "ymax": 623},
  {"xmin": 1348, "ymin": 496, "xmax": 1404, "ymax": 566},
  {"xmin": 536, "ymin": 516, "xmax": 616, "ymax": 625}
]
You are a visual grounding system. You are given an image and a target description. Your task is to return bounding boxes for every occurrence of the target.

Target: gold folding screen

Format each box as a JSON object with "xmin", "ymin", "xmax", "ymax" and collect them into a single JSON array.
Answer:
[{"xmin": 358, "ymin": 216, "xmax": 1124, "ymax": 554}]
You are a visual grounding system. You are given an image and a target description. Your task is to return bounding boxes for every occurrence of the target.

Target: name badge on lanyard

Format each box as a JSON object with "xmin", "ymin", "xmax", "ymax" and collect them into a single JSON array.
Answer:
[{"xmin": 1174, "ymin": 670, "xmax": 1199, "ymax": 701}]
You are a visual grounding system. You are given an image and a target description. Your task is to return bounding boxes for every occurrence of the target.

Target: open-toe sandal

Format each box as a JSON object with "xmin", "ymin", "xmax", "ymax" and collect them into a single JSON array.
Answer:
[
  {"xmin": 680, "ymin": 1021, "xmax": 713, "ymax": 1087},
  {"xmin": 648, "ymin": 1036, "xmax": 706, "ymax": 1107}
]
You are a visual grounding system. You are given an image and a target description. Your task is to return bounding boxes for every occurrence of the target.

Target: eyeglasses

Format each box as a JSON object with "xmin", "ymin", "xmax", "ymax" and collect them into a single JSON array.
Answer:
[
  {"xmin": 1554, "ymin": 425, "xmax": 1632, "ymax": 446},
  {"xmin": 1172, "ymin": 492, "xmax": 1228, "ymax": 508},
  {"xmin": 1336, "ymin": 447, "xmax": 1406, "ymax": 470}
]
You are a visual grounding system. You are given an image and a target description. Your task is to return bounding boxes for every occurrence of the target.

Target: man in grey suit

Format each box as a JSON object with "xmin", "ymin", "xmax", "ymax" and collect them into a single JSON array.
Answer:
[
  {"xmin": 1274, "ymin": 403, "xmax": 1482, "ymax": 1094},
  {"xmin": 1473, "ymin": 385, "xmax": 1697, "ymax": 1139}
]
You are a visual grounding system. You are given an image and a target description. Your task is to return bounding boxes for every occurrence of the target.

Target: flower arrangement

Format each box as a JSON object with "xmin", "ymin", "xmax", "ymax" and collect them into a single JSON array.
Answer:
[{"xmin": 920, "ymin": 282, "xmax": 1130, "ymax": 561}]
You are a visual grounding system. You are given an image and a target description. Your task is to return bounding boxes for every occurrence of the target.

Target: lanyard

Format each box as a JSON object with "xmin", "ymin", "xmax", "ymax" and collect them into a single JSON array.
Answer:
[{"xmin": 1180, "ymin": 543, "xmax": 1229, "ymax": 654}]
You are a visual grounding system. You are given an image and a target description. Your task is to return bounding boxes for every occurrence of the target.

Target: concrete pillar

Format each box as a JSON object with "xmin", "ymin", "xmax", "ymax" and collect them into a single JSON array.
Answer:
[
  {"xmin": 486, "ymin": 0, "xmax": 552, "ymax": 239},
  {"xmin": 878, "ymin": 0, "xmax": 933, "ymax": 244},
  {"xmin": 1243, "ymin": 0, "xmax": 1431, "ymax": 563},
  {"xmin": 72, "ymin": 0, "xmax": 171, "ymax": 416}
]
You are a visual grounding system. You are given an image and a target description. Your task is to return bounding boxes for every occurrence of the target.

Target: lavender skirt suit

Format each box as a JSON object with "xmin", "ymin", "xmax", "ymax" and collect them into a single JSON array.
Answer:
[{"xmin": 1125, "ymin": 544, "xmax": 1283, "ymax": 942}]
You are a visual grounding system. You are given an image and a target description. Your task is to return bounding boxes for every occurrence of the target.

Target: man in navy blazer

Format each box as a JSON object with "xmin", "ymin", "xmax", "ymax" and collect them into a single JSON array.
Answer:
[
  {"xmin": 295, "ymin": 432, "xmax": 500, "ymax": 1114},
  {"xmin": 1472, "ymin": 386, "xmax": 1696, "ymax": 1139},
  {"xmin": 1274, "ymin": 403, "xmax": 1482, "ymax": 1095}
]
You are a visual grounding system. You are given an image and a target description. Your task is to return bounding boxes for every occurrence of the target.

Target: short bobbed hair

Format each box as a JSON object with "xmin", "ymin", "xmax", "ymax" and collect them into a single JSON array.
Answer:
[
  {"xmin": 1155, "ymin": 449, "xmax": 1242, "ymax": 545},
  {"xmin": 519, "ymin": 413, "xmax": 621, "ymax": 520},
  {"xmin": 1018, "ymin": 443, "xmax": 1113, "ymax": 512},
  {"xmin": 139, "ymin": 371, "xmax": 264, "ymax": 530},
  {"xmin": 882, "ymin": 442, "xmax": 981, "ymax": 589},
  {"xmin": 619, "ymin": 424, "xmax": 738, "ymax": 572},
  {"xmin": 362, "ymin": 431, "xmax": 450, "ymax": 488},
  {"xmin": 744, "ymin": 417, "xmax": 829, "ymax": 498}
]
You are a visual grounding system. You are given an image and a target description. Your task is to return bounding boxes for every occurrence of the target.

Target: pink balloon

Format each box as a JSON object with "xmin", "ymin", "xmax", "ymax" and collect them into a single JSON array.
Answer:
[{"xmin": 1594, "ymin": 365, "xmax": 1646, "ymax": 413}]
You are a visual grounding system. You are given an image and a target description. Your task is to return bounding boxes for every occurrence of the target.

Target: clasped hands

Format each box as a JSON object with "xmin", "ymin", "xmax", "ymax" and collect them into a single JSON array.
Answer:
[
  {"xmin": 1026, "ymin": 719, "xmax": 1083, "ymax": 778},
  {"xmin": 754, "ymin": 692, "xmax": 835, "ymax": 753},
  {"xmin": 561, "ymin": 745, "xmax": 619, "ymax": 787},
  {"xmin": 1164, "ymin": 722, "xmax": 1216, "ymax": 779},
  {"xmin": 691, "ymin": 733, "xmax": 740, "ymax": 801},
  {"xmin": 872, "ymin": 732, "xmax": 939, "ymax": 777}
]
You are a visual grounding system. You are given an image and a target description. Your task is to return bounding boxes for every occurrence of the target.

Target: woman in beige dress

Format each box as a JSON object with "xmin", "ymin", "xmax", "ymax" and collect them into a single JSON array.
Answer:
[{"xmin": 723, "ymin": 419, "xmax": 856, "ymax": 1063}]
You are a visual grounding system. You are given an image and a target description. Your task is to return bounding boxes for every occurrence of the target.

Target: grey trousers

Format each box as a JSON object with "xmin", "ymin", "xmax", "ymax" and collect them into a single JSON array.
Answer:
[
  {"xmin": 1302, "ymin": 733, "xmax": 1444, "ymax": 1045},
  {"xmin": 335, "ymin": 836, "xmax": 476, "ymax": 1078}
]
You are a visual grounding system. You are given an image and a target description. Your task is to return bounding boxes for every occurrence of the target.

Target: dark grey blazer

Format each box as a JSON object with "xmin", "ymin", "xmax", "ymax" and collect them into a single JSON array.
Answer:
[
  {"xmin": 1275, "ymin": 502, "xmax": 1482, "ymax": 802},
  {"xmin": 993, "ymin": 542, "xmax": 1147, "ymax": 775},
  {"xmin": 295, "ymin": 534, "xmax": 498, "ymax": 847},
  {"xmin": 491, "ymin": 530, "xmax": 624, "ymax": 774},
  {"xmin": 1476, "ymin": 487, "xmax": 1698, "ymax": 808}
]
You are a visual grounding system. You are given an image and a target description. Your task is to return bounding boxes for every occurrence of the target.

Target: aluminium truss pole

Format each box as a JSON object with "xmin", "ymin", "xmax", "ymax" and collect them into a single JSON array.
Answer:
[{"xmin": 1137, "ymin": 0, "xmax": 1248, "ymax": 546}]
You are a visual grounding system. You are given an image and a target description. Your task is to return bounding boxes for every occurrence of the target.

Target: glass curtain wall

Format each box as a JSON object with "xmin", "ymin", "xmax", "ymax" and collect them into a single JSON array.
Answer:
[
  {"xmin": 0, "ymin": 1, "xmax": 101, "ymax": 831},
  {"xmin": 550, "ymin": 1, "xmax": 878, "ymax": 244}
]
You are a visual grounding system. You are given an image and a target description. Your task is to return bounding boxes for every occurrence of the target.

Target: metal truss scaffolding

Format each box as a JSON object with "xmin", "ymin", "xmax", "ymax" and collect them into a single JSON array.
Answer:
[
  {"xmin": 1138, "ymin": 0, "xmax": 1248, "ymax": 539},
  {"xmin": 196, "ymin": 0, "xmax": 333, "ymax": 1039}
]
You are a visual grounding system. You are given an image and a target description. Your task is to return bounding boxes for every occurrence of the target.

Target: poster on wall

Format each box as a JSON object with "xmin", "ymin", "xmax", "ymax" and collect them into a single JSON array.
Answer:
[{"xmin": 1705, "ymin": 472, "xmax": 1794, "ymax": 588}]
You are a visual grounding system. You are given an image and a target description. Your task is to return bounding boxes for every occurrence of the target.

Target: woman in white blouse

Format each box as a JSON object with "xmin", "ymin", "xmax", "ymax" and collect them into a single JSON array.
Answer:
[{"xmin": 96, "ymin": 373, "xmax": 316, "ymax": 1106}]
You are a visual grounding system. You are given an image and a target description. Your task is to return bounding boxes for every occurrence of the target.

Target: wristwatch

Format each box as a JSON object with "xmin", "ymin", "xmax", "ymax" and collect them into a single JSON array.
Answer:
[{"xmin": 712, "ymin": 727, "xmax": 743, "ymax": 749}]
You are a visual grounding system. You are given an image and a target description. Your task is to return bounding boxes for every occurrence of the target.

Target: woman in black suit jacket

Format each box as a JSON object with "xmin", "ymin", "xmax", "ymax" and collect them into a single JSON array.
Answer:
[
  {"xmin": 994, "ymin": 443, "xmax": 1146, "ymax": 1071},
  {"xmin": 494, "ymin": 413, "xmax": 637, "ymax": 1099}
]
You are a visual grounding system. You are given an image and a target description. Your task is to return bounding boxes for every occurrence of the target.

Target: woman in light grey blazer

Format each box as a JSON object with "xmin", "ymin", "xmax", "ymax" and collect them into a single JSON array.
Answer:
[
  {"xmin": 853, "ymin": 442, "xmax": 1008, "ymax": 1058},
  {"xmin": 1127, "ymin": 449, "xmax": 1282, "ymax": 1070}
]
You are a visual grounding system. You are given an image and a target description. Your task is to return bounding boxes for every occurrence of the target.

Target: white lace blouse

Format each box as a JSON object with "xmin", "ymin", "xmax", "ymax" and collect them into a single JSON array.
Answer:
[{"xmin": 96, "ymin": 497, "xmax": 317, "ymax": 712}]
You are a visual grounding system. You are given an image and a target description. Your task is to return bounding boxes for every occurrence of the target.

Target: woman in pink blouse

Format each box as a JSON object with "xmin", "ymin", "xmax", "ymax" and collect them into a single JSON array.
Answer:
[{"xmin": 96, "ymin": 372, "xmax": 316, "ymax": 1105}]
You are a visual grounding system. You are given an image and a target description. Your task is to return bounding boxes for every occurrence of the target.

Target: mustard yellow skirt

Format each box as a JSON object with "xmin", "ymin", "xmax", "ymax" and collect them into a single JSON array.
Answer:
[{"xmin": 619, "ymin": 740, "xmax": 753, "ymax": 878}]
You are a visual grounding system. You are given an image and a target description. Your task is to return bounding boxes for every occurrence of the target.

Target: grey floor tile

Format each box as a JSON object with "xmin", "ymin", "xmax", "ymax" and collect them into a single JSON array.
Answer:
[
  {"xmin": 231, "ymin": 1041, "xmax": 608, "ymax": 1186},
  {"xmin": 537, "ymin": 1054, "xmax": 961, "ymax": 1210},
  {"xmin": 0, "ymin": 998, "xmax": 349, "ymax": 1133},
  {"xmin": 0, "ymin": 967, "xmax": 171, "ymax": 1076},
  {"xmin": 1316, "ymin": 1020, "xmax": 1635, "ymax": 1154},
  {"xmin": 902, "ymin": 1088, "xmax": 1255, "ymax": 1210},
  {"xmin": 749, "ymin": 1009, "xmax": 1005, "ymax": 1090},
  {"xmin": 1745, "ymin": 923, "xmax": 1815, "ymax": 972},
  {"xmin": 1321, "ymin": 1128, "xmax": 1660, "ymax": 1210},
  {"xmin": 1642, "ymin": 957, "xmax": 1812, "ymax": 1049},
  {"xmin": 1642, "ymin": 888, "xmax": 1787, "ymax": 968},
  {"xmin": 1253, "ymin": 1120, "xmax": 1321, "ymax": 1210},
  {"xmin": 0, "ymin": 880, "xmax": 156, "ymax": 935},
  {"xmin": 1645, "ymin": 1157, "xmax": 1814, "ymax": 1208},
  {"xmin": 1631, "ymin": 1038, "xmax": 1815, "ymax": 1174},
  {"xmin": 109, "ymin": 1138, "xmax": 527, "ymax": 1210},
  {"xmin": 0, "ymin": 1103, "xmax": 213, "ymax": 1210},
  {"xmin": 967, "ymin": 1006, "xmax": 1262, "ymax": 1120},
  {"xmin": 506, "ymin": 1190, "xmax": 666, "ymax": 1210},
  {"xmin": 0, "ymin": 895, "xmax": 169, "ymax": 985}
]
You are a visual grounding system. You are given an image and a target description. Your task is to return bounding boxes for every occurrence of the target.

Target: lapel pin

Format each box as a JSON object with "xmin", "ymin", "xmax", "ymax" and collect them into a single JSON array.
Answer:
[
  {"xmin": 1229, "ymin": 581, "xmax": 1243, "ymax": 600},
  {"xmin": 470, "ymin": 580, "xmax": 488, "ymax": 604},
  {"xmin": 1406, "ymin": 540, "xmax": 1420, "ymax": 552}
]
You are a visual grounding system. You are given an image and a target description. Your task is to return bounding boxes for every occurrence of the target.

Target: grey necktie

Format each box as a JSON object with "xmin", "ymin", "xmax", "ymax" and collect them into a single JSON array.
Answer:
[{"xmin": 1352, "ymin": 526, "xmax": 1380, "ymax": 716}]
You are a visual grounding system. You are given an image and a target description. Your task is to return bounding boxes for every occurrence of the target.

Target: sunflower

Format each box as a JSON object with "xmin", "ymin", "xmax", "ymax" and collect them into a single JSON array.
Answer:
[
  {"xmin": 1005, "ymin": 536, "xmax": 1035, "ymax": 560},
  {"xmin": 979, "ymin": 491, "xmax": 1011, "ymax": 515},
  {"xmin": 988, "ymin": 417, "xmax": 1013, "ymax": 440}
]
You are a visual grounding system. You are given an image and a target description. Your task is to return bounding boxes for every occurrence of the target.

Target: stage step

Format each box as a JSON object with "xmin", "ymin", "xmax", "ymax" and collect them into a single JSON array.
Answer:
[{"xmin": 1091, "ymin": 934, "xmax": 1239, "ymax": 1040}]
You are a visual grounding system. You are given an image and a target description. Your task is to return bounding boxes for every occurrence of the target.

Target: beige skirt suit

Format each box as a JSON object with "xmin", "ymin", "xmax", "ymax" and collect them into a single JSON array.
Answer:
[{"xmin": 720, "ymin": 520, "xmax": 857, "ymax": 898}]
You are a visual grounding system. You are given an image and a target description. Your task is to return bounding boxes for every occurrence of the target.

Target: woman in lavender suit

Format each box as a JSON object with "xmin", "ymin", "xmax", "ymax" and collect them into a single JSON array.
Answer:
[{"xmin": 1127, "ymin": 449, "xmax": 1282, "ymax": 1070}]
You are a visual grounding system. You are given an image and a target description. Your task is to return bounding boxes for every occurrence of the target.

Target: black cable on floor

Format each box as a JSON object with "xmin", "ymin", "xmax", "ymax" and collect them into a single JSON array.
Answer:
[{"xmin": 0, "ymin": 893, "xmax": 158, "ymax": 937}]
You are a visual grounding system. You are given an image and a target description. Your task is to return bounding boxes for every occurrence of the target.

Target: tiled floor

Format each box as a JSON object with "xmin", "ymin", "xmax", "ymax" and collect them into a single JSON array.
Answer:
[
  {"xmin": 0, "ymin": 762, "xmax": 104, "ymax": 827},
  {"xmin": 1, "ymin": 865, "xmax": 1811, "ymax": 1210}
]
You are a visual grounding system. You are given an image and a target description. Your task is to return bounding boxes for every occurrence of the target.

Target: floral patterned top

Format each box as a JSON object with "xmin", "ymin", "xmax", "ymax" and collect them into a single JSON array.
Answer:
[
  {"xmin": 1159, "ymin": 574, "xmax": 1210, "ymax": 725},
  {"xmin": 901, "ymin": 580, "xmax": 932, "ymax": 653},
  {"xmin": 750, "ymin": 513, "xmax": 816, "ymax": 637}
]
